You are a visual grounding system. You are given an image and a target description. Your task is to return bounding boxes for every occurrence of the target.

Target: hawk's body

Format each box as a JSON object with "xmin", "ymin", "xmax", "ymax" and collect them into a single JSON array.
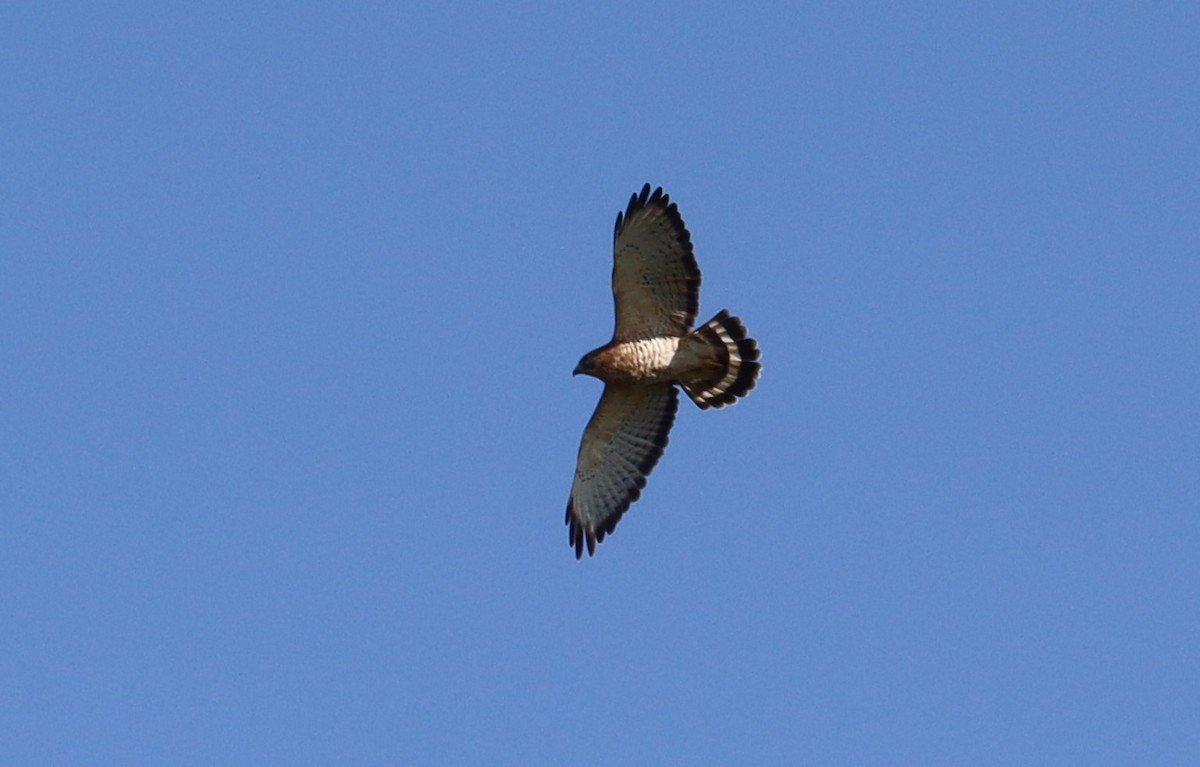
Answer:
[{"xmin": 566, "ymin": 184, "xmax": 761, "ymax": 558}]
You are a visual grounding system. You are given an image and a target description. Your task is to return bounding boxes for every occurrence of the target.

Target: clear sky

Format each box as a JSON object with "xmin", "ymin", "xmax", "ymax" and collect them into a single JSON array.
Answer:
[{"xmin": 3, "ymin": 3, "xmax": 1198, "ymax": 764}]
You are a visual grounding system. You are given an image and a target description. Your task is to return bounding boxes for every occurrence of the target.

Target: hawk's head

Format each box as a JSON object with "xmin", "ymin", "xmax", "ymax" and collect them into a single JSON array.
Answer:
[{"xmin": 573, "ymin": 351, "xmax": 598, "ymax": 378}]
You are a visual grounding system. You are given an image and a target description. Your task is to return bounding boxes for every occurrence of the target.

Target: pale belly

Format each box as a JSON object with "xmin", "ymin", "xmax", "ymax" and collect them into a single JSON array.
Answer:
[{"xmin": 594, "ymin": 336, "xmax": 683, "ymax": 384}]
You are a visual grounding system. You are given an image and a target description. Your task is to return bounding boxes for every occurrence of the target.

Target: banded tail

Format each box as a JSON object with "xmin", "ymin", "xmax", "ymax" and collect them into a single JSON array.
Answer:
[{"xmin": 680, "ymin": 310, "xmax": 761, "ymax": 409}]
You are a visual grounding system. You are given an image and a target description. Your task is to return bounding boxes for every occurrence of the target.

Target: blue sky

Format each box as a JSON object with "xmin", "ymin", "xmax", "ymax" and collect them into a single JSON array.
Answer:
[{"xmin": 2, "ymin": 3, "xmax": 1198, "ymax": 764}]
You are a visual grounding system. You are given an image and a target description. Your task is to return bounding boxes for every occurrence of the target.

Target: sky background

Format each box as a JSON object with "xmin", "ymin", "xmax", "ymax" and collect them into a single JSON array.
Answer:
[{"xmin": 2, "ymin": 3, "xmax": 1198, "ymax": 764}]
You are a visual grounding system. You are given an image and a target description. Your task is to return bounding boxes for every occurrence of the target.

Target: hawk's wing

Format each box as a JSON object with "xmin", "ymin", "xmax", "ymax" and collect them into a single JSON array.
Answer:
[
  {"xmin": 611, "ymin": 184, "xmax": 701, "ymax": 339},
  {"xmin": 566, "ymin": 383, "xmax": 679, "ymax": 558}
]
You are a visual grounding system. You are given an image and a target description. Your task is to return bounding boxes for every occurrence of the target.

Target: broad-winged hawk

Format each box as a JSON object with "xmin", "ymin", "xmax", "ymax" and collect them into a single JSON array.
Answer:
[{"xmin": 566, "ymin": 184, "xmax": 761, "ymax": 558}]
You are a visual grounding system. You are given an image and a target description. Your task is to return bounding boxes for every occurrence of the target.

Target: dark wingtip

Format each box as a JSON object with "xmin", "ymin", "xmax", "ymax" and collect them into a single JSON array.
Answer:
[
  {"xmin": 616, "ymin": 184, "xmax": 655, "ymax": 241},
  {"xmin": 626, "ymin": 183, "xmax": 656, "ymax": 216},
  {"xmin": 566, "ymin": 501, "xmax": 601, "ymax": 560}
]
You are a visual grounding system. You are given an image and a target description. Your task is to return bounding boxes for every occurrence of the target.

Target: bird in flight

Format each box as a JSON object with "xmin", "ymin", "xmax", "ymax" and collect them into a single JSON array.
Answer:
[{"xmin": 566, "ymin": 184, "xmax": 761, "ymax": 558}]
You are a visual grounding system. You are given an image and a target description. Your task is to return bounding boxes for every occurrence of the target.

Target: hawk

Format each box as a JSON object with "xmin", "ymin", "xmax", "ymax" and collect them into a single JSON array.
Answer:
[{"xmin": 566, "ymin": 184, "xmax": 761, "ymax": 558}]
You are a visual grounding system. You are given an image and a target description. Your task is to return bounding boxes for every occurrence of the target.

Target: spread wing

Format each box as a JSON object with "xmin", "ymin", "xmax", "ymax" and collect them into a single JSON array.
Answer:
[
  {"xmin": 611, "ymin": 184, "xmax": 701, "ymax": 340},
  {"xmin": 566, "ymin": 383, "xmax": 679, "ymax": 558}
]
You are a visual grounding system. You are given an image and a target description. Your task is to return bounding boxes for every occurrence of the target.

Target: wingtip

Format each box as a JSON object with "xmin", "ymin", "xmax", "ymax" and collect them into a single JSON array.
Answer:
[
  {"xmin": 625, "ymin": 183, "xmax": 666, "ymax": 217},
  {"xmin": 567, "ymin": 502, "xmax": 597, "ymax": 560},
  {"xmin": 568, "ymin": 528, "xmax": 595, "ymax": 560}
]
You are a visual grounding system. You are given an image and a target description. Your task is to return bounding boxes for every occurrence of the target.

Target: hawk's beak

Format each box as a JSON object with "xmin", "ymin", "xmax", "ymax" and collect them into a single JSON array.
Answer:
[{"xmin": 572, "ymin": 362, "xmax": 582, "ymax": 376}]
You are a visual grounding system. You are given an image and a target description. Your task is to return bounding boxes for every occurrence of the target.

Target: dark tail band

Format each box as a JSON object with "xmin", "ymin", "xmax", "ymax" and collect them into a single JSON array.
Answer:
[{"xmin": 681, "ymin": 310, "xmax": 761, "ymax": 409}]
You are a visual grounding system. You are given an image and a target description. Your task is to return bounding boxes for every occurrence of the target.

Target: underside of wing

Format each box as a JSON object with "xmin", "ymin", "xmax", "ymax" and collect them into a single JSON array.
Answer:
[
  {"xmin": 566, "ymin": 383, "xmax": 679, "ymax": 558},
  {"xmin": 611, "ymin": 184, "xmax": 701, "ymax": 339}
]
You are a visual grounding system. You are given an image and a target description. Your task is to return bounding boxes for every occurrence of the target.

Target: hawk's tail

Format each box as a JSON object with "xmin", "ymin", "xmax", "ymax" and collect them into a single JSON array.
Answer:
[{"xmin": 680, "ymin": 310, "xmax": 761, "ymax": 410}]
